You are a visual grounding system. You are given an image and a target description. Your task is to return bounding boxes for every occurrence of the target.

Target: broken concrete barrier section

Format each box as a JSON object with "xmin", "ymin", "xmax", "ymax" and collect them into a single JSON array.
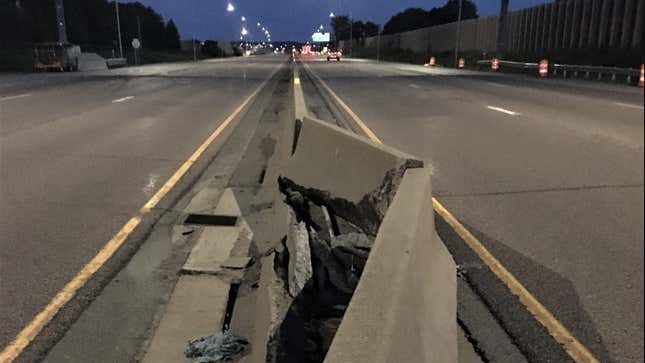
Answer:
[
  {"xmin": 256, "ymin": 114, "xmax": 457, "ymax": 362},
  {"xmin": 281, "ymin": 116, "xmax": 423, "ymax": 236},
  {"xmin": 286, "ymin": 207, "xmax": 313, "ymax": 297}
]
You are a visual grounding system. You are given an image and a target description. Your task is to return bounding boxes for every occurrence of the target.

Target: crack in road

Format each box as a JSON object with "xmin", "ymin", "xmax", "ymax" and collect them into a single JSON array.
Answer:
[{"xmin": 435, "ymin": 183, "xmax": 644, "ymax": 198}]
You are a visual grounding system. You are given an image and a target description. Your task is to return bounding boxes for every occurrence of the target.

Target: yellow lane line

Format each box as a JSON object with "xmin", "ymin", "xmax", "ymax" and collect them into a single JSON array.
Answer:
[
  {"xmin": 0, "ymin": 64, "xmax": 281, "ymax": 363},
  {"xmin": 302, "ymin": 62, "xmax": 382, "ymax": 143},
  {"xmin": 306, "ymin": 64, "xmax": 600, "ymax": 363}
]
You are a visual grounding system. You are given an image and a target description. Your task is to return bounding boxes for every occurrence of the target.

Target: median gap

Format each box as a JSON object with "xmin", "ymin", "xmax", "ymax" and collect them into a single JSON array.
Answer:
[
  {"xmin": 184, "ymin": 214, "xmax": 238, "ymax": 226},
  {"xmin": 222, "ymin": 283, "xmax": 241, "ymax": 331}
]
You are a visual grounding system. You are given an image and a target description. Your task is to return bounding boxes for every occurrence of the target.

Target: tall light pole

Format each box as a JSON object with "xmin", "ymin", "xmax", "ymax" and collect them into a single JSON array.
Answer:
[
  {"xmin": 376, "ymin": 25, "xmax": 381, "ymax": 62},
  {"xmin": 349, "ymin": 11, "xmax": 353, "ymax": 57},
  {"xmin": 115, "ymin": 1, "xmax": 123, "ymax": 58},
  {"xmin": 54, "ymin": 0, "xmax": 68, "ymax": 43},
  {"xmin": 453, "ymin": 0, "xmax": 463, "ymax": 67}
]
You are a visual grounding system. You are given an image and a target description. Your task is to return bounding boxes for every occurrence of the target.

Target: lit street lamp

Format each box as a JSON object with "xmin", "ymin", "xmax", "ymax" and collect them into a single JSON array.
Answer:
[
  {"xmin": 226, "ymin": 2, "xmax": 235, "ymax": 12},
  {"xmin": 329, "ymin": 12, "xmax": 335, "ymax": 18},
  {"xmin": 241, "ymin": 16, "xmax": 246, "ymax": 21}
]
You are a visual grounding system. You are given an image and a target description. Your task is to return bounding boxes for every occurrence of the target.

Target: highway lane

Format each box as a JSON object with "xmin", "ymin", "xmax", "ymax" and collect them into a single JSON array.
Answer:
[
  {"xmin": 0, "ymin": 56, "xmax": 283, "ymax": 350},
  {"xmin": 304, "ymin": 59, "xmax": 644, "ymax": 363}
]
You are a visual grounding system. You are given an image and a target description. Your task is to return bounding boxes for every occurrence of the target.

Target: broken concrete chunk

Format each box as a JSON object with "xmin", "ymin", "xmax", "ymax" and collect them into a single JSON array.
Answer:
[
  {"xmin": 308, "ymin": 202, "xmax": 334, "ymax": 241},
  {"xmin": 330, "ymin": 233, "xmax": 373, "ymax": 251},
  {"xmin": 334, "ymin": 216, "xmax": 364, "ymax": 235},
  {"xmin": 286, "ymin": 209, "xmax": 313, "ymax": 297}
]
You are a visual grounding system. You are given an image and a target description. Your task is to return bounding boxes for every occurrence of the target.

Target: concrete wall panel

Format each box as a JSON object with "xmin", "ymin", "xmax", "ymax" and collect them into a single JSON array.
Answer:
[
  {"xmin": 632, "ymin": 0, "xmax": 644, "ymax": 48},
  {"xmin": 570, "ymin": 0, "xmax": 582, "ymax": 48},
  {"xmin": 609, "ymin": 0, "xmax": 625, "ymax": 47},
  {"xmin": 621, "ymin": 0, "xmax": 636, "ymax": 47},
  {"xmin": 562, "ymin": 0, "xmax": 573, "ymax": 48},
  {"xmin": 588, "ymin": 0, "xmax": 602, "ymax": 47},
  {"xmin": 350, "ymin": 0, "xmax": 641, "ymax": 58},
  {"xmin": 555, "ymin": 0, "xmax": 567, "ymax": 48}
]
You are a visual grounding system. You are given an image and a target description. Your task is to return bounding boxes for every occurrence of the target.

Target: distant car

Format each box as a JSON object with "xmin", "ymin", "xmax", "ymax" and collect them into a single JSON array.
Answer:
[
  {"xmin": 327, "ymin": 49, "xmax": 342, "ymax": 62},
  {"xmin": 33, "ymin": 43, "xmax": 81, "ymax": 72}
]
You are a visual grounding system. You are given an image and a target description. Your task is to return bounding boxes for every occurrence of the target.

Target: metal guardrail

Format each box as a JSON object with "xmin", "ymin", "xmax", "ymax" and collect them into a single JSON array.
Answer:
[{"xmin": 476, "ymin": 59, "xmax": 641, "ymax": 84}]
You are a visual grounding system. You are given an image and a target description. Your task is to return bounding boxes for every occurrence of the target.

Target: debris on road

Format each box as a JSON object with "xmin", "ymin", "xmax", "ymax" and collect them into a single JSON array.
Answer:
[{"xmin": 184, "ymin": 331, "xmax": 249, "ymax": 363}]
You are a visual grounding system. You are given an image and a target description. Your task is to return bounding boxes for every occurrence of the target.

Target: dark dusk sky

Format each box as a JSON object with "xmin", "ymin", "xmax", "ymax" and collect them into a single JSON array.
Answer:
[{"xmin": 132, "ymin": 0, "xmax": 552, "ymax": 42}]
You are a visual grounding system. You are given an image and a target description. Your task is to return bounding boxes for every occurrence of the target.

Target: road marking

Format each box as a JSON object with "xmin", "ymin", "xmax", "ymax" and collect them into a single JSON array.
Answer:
[
  {"xmin": 614, "ymin": 102, "xmax": 644, "ymax": 110},
  {"xmin": 486, "ymin": 105, "xmax": 521, "ymax": 116},
  {"xmin": 307, "ymin": 66, "xmax": 599, "ymax": 363},
  {"xmin": 112, "ymin": 96, "xmax": 135, "ymax": 103},
  {"xmin": 0, "ymin": 64, "xmax": 281, "ymax": 363},
  {"xmin": 302, "ymin": 62, "xmax": 382, "ymax": 143},
  {"xmin": 409, "ymin": 84, "xmax": 421, "ymax": 89},
  {"xmin": 0, "ymin": 94, "xmax": 32, "ymax": 102},
  {"xmin": 432, "ymin": 202, "xmax": 599, "ymax": 363}
]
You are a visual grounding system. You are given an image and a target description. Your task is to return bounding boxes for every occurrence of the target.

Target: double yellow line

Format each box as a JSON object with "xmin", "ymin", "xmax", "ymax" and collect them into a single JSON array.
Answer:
[{"xmin": 302, "ymin": 61, "xmax": 599, "ymax": 363}]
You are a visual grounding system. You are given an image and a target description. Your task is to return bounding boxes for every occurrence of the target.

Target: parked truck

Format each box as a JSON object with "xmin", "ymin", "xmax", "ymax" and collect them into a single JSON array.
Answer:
[{"xmin": 33, "ymin": 43, "xmax": 81, "ymax": 72}]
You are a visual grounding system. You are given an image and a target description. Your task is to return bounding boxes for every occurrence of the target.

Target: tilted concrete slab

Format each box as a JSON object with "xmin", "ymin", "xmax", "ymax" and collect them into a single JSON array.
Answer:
[
  {"xmin": 214, "ymin": 188, "xmax": 243, "ymax": 216},
  {"xmin": 182, "ymin": 226, "xmax": 240, "ymax": 274},
  {"xmin": 182, "ymin": 188, "xmax": 251, "ymax": 274},
  {"xmin": 281, "ymin": 116, "xmax": 422, "ymax": 236},
  {"xmin": 285, "ymin": 116, "xmax": 422, "ymax": 203},
  {"xmin": 324, "ymin": 168, "xmax": 457, "ymax": 363},
  {"xmin": 142, "ymin": 275, "xmax": 230, "ymax": 363}
]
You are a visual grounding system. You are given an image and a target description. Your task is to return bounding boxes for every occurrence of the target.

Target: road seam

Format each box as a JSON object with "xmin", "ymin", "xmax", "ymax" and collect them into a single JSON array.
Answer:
[
  {"xmin": 304, "ymin": 62, "xmax": 600, "ymax": 363},
  {"xmin": 435, "ymin": 182, "xmax": 644, "ymax": 198},
  {"xmin": 0, "ymin": 63, "xmax": 283, "ymax": 363}
]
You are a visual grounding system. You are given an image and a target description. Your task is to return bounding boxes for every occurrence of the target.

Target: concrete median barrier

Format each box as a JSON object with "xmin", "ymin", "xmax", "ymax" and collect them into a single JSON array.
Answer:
[
  {"xmin": 324, "ymin": 168, "xmax": 457, "ymax": 363},
  {"xmin": 252, "ymin": 92, "xmax": 457, "ymax": 361},
  {"xmin": 282, "ymin": 115, "xmax": 422, "ymax": 236}
]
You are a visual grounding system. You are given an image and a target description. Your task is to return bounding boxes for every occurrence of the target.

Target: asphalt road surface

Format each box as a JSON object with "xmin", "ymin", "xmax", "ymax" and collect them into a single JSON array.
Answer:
[
  {"xmin": 302, "ymin": 58, "xmax": 644, "ymax": 363},
  {"xmin": 1, "ymin": 55, "xmax": 643, "ymax": 363},
  {"xmin": 0, "ymin": 56, "xmax": 282, "ymax": 351}
]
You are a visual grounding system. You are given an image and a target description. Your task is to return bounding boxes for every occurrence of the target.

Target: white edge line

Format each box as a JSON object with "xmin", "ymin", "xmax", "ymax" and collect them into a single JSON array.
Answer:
[
  {"xmin": 112, "ymin": 96, "xmax": 135, "ymax": 103},
  {"xmin": 0, "ymin": 93, "xmax": 32, "ymax": 102},
  {"xmin": 614, "ymin": 102, "xmax": 644, "ymax": 110},
  {"xmin": 486, "ymin": 105, "xmax": 521, "ymax": 116}
]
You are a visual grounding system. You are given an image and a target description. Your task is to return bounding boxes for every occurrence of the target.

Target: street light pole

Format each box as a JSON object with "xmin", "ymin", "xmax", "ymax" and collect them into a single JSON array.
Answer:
[
  {"xmin": 115, "ymin": 1, "xmax": 123, "ymax": 59},
  {"xmin": 454, "ymin": 0, "xmax": 463, "ymax": 67},
  {"xmin": 54, "ymin": 0, "xmax": 68, "ymax": 43},
  {"xmin": 349, "ymin": 12, "xmax": 353, "ymax": 57},
  {"xmin": 376, "ymin": 25, "xmax": 381, "ymax": 62}
]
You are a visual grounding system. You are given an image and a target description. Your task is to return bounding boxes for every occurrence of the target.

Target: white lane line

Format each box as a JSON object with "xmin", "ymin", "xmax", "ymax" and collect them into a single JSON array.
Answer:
[
  {"xmin": 111, "ymin": 96, "xmax": 135, "ymax": 103},
  {"xmin": 0, "ymin": 93, "xmax": 32, "ymax": 102},
  {"xmin": 614, "ymin": 102, "xmax": 644, "ymax": 110},
  {"xmin": 409, "ymin": 84, "xmax": 421, "ymax": 89},
  {"xmin": 486, "ymin": 105, "xmax": 521, "ymax": 116}
]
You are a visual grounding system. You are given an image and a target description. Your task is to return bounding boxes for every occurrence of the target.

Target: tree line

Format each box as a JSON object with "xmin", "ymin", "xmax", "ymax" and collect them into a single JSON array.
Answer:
[
  {"xmin": 330, "ymin": 0, "xmax": 478, "ymax": 40},
  {"xmin": 0, "ymin": 0, "xmax": 181, "ymax": 51}
]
